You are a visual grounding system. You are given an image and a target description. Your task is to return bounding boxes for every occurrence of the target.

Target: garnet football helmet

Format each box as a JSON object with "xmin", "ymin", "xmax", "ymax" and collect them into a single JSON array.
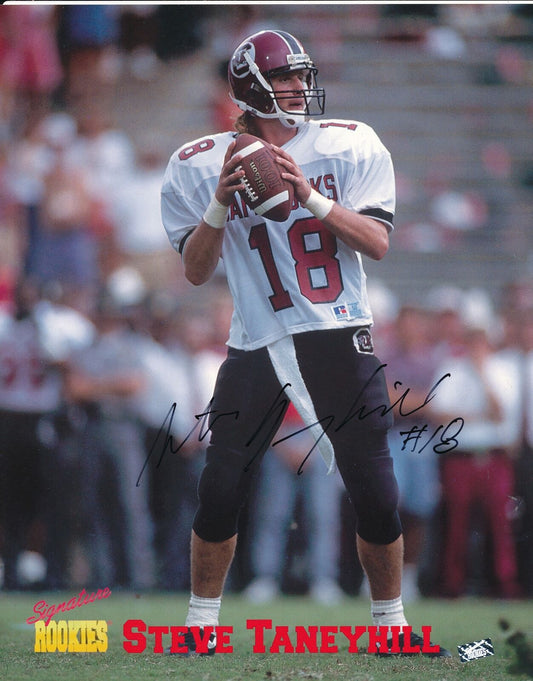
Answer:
[{"xmin": 228, "ymin": 30, "xmax": 325, "ymax": 128}]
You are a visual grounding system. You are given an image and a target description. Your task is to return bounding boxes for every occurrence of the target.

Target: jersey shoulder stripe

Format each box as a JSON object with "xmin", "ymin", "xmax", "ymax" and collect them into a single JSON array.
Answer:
[{"xmin": 360, "ymin": 207, "xmax": 394, "ymax": 227}]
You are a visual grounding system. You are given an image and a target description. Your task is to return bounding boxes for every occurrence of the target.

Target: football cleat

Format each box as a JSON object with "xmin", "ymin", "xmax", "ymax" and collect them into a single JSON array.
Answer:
[
  {"xmin": 165, "ymin": 627, "xmax": 217, "ymax": 657},
  {"xmin": 376, "ymin": 630, "xmax": 452, "ymax": 658}
]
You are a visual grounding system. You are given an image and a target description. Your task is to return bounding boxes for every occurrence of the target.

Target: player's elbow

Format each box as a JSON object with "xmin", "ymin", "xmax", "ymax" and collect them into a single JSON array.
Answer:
[
  {"xmin": 373, "ymin": 241, "xmax": 389, "ymax": 261},
  {"xmin": 183, "ymin": 248, "xmax": 214, "ymax": 285},
  {"xmin": 357, "ymin": 217, "xmax": 389, "ymax": 260},
  {"xmin": 368, "ymin": 232, "xmax": 389, "ymax": 261},
  {"xmin": 185, "ymin": 267, "xmax": 211, "ymax": 286},
  {"xmin": 184, "ymin": 258, "xmax": 219, "ymax": 286},
  {"xmin": 182, "ymin": 226, "xmax": 223, "ymax": 285}
]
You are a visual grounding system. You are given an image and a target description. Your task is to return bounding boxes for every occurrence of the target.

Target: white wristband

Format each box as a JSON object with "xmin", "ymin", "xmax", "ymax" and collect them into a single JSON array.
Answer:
[
  {"xmin": 203, "ymin": 195, "xmax": 228, "ymax": 229},
  {"xmin": 303, "ymin": 188, "xmax": 334, "ymax": 220}
]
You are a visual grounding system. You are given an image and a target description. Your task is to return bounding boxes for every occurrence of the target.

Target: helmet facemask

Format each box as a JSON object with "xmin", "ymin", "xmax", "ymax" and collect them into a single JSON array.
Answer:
[{"xmin": 264, "ymin": 66, "xmax": 325, "ymax": 127}]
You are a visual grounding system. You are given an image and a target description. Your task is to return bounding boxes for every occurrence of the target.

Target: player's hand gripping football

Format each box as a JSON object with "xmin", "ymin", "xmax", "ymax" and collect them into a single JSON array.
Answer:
[
  {"xmin": 270, "ymin": 145, "xmax": 312, "ymax": 205},
  {"xmin": 215, "ymin": 141, "xmax": 245, "ymax": 206}
]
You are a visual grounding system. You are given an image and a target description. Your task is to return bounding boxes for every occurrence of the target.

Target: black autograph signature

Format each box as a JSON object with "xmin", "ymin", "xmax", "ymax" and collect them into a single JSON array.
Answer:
[{"xmin": 137, "ymin": 364, "xmax": 462, "ymax": 486}]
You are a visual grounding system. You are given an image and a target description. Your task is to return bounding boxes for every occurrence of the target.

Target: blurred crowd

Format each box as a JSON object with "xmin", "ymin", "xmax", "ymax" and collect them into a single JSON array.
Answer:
[
  {"xmin": 369, "ymin": 280, "xmax": 533, "ymax": 601},
  {"xmin": 0, "ymin": 5, "xmax": 211, "ymax": 316},
  {"xmin": 2, "ymin": 270, "xmax": 533, "ymax": 601},
  {"xmin": 0, "ymin": 5, "xmax": 532, "ymax": 600}
]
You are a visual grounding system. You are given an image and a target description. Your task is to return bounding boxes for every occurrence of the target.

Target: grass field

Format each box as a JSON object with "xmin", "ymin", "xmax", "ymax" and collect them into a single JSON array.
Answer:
[{"xmin": 1, "ymin": 591, "xmax": 532, "ymax": 681}]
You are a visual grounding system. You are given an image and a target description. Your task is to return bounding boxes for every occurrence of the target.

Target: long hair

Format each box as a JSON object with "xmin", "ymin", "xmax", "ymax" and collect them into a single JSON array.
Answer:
[{"xmin": 234, "ymin": 111, "xmax": 260, "ymax": 136}]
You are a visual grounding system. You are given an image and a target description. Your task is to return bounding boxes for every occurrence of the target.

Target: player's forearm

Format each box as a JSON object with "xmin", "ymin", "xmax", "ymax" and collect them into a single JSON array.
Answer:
[
  {"xmin": 323, "ymin": 203, "xmax": 389, "ymax": 260},
  {"xmin": 183, "ymin": 221, "xmax": 225, "ymax": 285}
]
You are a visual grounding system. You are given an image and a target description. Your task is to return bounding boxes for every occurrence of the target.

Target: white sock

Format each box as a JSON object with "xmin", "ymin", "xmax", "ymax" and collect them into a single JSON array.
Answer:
[
  {"xmin": 371, "ymin": 596, "xmax": 408, "ymax": 628},
  {"xmin": 185, "ymin": 593, "xmax": 222, "ymax": 627}
]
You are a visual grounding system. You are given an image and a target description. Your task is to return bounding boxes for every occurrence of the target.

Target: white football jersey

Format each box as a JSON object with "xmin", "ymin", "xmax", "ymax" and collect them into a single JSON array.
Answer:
[{"xmin": 161, "ymin": 119, "xmax": 395, "ymax": 351}]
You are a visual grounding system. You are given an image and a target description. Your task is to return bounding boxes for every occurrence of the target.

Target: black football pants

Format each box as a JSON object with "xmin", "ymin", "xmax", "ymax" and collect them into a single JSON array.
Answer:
[{"xmin": 193, "ymin": 327, "xmax": 402, "ymax": 545}]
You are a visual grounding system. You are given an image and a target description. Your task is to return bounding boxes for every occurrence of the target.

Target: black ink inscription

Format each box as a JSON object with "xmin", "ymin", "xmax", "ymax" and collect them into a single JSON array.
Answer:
[
  {"xmin": 136, "ymin": 400, "xmax": 239, "ymax": 486},
  {"xmin": 140, "ymin": 367, "xmax": 461, "ymax": 481},
  {"xmin": 399, "ymin": 418, "xmax": 464, "ymax": 455},
  {"xmin": 335, "ymin": 364, "xmax": 451, "ymax": 430}
]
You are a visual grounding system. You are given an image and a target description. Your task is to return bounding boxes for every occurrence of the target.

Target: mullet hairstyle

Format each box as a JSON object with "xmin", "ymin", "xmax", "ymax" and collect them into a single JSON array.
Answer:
[{"xmin": 234, "ymin": 111, "xmax": 260, "ymax": 136}]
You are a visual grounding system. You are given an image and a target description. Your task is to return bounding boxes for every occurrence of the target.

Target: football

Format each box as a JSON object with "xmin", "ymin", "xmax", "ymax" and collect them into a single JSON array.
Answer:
[{"xmin": 232, "ymin": 133, "xmax": 294, "ymax": 222}]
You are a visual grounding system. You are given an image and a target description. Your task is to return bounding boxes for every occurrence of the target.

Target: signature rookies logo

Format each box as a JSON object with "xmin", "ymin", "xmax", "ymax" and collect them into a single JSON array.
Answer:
[
  {"xmin": 28, "ymin": 588, "xmax": 111, "ymax": 653},
  {"xmin": 34, "ymin": 620, "xmax": 108, "ymax": 653}
]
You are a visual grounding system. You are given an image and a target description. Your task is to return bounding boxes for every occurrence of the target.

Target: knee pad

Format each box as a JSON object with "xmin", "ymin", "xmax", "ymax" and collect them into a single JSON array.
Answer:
[
  {"xmin": 192, "ymin": 447, "xmax": 256, "ymax": 542},
  {"xmin": 338, "ymin": 432, "xmax": 402, "ymax": 545}
]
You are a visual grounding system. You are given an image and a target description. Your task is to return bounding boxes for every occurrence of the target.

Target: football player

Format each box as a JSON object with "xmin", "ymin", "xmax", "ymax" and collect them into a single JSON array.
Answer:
[{"xmin": 161, "ymin": 29, "xmax": 450, "ymax": 658}]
